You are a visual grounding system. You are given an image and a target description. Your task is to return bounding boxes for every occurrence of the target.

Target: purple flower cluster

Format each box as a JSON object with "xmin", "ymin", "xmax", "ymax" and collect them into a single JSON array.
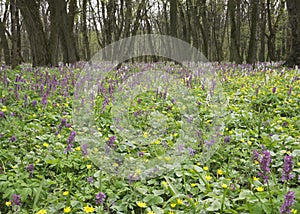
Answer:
[
  {"xmin": 11, "ymin": 194, "xmax": 21, "ymax": 206},
  {"xmin": 81, "ymin": 143, "xmax": 88, "ymax": 156},
  {"xmin": 282, "ymin": 155, "xmax": 294, "ymax": 182},
  {"xmin": 95, "ymin": 192, "xmax": 106, "ymax": 205},
  {"xmin": 252, "ymin": 145, "xmax": 271, "ymax": 184},
  {"xmin": 26, "ymin": 163, "xmax": 34, "ymax": 178},
  {"xmin": 64, "ymin": 130, "xmax": 76, "ymax": 153},
  {"xmin": 280, "ymin": 191, "xmax": 295, "ymax": 214}
]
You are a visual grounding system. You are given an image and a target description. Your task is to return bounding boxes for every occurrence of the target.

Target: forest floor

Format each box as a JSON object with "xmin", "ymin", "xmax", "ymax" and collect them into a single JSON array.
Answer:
[{"xmin": 0, "ymin": 63, "xmax": 299, "ymax": 214}]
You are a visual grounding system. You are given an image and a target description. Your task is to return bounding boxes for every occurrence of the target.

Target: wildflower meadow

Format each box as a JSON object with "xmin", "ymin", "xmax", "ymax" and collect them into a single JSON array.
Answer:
[{"xmin": 0, "ymin": 62, "xmax": 299, "ymax": 214}]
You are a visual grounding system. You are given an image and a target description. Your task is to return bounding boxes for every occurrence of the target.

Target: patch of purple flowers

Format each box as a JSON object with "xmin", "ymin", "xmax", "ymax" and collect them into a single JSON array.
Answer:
[
  {"xmin": 95, "ymin": 192, "xmax": 106, "ymax": 205},
  {"xmin": 282, "ymin": 155, "xmax": 294, "ymax": 182},
  {"xmin": 26, "ymin": 163, "xmax": 34, "ymax": 178},
  {"xmin": 11, "ymin": 194, "xmax": 21, "ymax": 206},
  {"xmin": 280, "ymin": 191, "xmax": 295, "ymax": 214}
]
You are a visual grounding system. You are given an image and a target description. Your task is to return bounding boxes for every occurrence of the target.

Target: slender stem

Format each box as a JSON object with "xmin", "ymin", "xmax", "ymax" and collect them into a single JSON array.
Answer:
[
  {"xmin": 267, "ymin": 181, "xmax": 274, "ymax": 213},
  {"xmin": 220, "ymin": 188, "xmax": 227, "ymax": 214}
]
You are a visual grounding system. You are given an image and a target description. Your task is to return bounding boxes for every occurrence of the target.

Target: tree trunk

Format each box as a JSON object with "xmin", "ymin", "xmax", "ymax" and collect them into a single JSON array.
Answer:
[
  {"xmin": 228, "ymin": 0, "xmax": 242, "ymax": 63},
  {"xmin": 266, "ymin": 0, "xmax": 276, "ymax": 61},
  {"xmin": 82, "ymin": 0, "xmax": 91, "ymax": 61},
  {"xmin": 170, "ymin": 0, "xmax": 177, "ymax": 37},
  {"xmin": 247, "ymin": 0, "xmax": 258, "ymax": 63},
  {"xmin": 17, "ymin": 0, "xmax": 49, "ymax": 67},
  {"xmin": 259, "ymin": 0, "xmax": 266, "ymax": 62},
  {"xmin": 48, "ymin": 0, "xmax": 59, "ymax": 67},
  {"xmin": 285, "ymin": 0, "xmax": 300, "ymax": 67},
  {"xmin": 0, "ymin": 21, "xmax": 10, "ymax": 65},
  {"xmin": 11, "ymin": 0, "xmax": 19, "ymax": 68}
]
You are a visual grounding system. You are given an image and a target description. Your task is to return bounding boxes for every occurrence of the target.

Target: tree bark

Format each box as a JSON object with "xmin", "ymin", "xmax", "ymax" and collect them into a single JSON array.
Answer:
[
  {"xmin": 17, "ymin": 0, "xmax": 49, "ymax": 67},
  {"xmin": 247, "ymin": 0, "xmax": 258, "ymax": 63},
  {"xmin": 170, "ymin": 0, "xmax": 178, "ymax": 37},
  {"xmin": 259, "ymin": 0, "xmax": 266, "ymax": 62},
  {"xmin": 228, "ymin": 0, "xmax": 242, "ymax": 63},
  {"xmin": 82, "ymin": 0, "xmax": 91, "ymax": 61},
  {"xmin": 285, "ymin": 0, "xmax": 300, "ymax": 67}
]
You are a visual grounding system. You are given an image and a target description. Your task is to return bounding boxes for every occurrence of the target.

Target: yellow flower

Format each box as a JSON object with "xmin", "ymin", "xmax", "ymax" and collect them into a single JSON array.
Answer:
[
  {"xmin": 254, "ymin": 160, "xmax": 259, "ymax": 165},
  {"xmin": 291, "ymin": 209, "xmax": 297, "ymax": 214},
  {"xmin": 1, "ymin": 106, "xmax": 7, "ymax": 112},
  {"xmin": 147, "ymin": 211, "xmax": 155, "ymax": 214},
  {"xmin": 36, "ymin": 210, "xmax": 47, "ymax": 214},
  {"xmin": 143, "ymin": 132, "xmax": 148, "ymax": 138},
  {"xmin": 217, "ymin": 169, "xmax": 223, "ymax": 175},
  {"xmin": 256, "ymin": 187, "xmax": 264, "ymax": 192},
  {"xmin": 205, "ymin": 175, "xmax": 212, "ymax": 181},
  {"xmin": 84, "ymin": 205, "xmax": 95, "ymax": 213},
  {"xmin": 169, "ymin": 212, "xmax": 174, "ymax": 214},
  {"xmin": 43, "ymin": 143, "xmax": 49, "ymax": 147},
  {"xmin": 64, "ymin": 207, "xmax": 71, "ymax": 213},
  {"xmin": 165, "ymin": 156, "xmax": 171, "ymax": 161},
  {"xmin": 75, "ymin": 147, "xmax": 81, "ymax": 151},
  {"xmin": 247, "ymin": 141, "xmax": 252, "ymax": 145},
  {"xmin": 137, "ymin": 201, "xmax": 146, "ymax": 208},
  {"xmin": 86, "ymin": 165, "xmax": 92, "ymax": 169},
  {"xmin": 177, "ymin": 199, "xmax": 183, "ymax": 205},
  {"xmin": 57, "ymin": 134, "xmax": 61, "ymax": 139},
  {"xmin": 5, "ymin": 201, "xmax": 11, "ymax": 206},
  {"xmin": 162, "ymin": 181, "xmax": 168, "ymax": 187},
  {"xmin": 222, "ymin": 184, "xmax": 228, "ymax": 189},
  {"xmin": 63, "ymin": 191, "xmax": 69, "ymax": 196},
  {"xmin": 203, "ymin": 166, "xmax": 209, "ymax": 171},
  {"xmin": 297, "ymin": 162, "xmax": 300, "ymax": 167},
  {"xmin": 170, "ymin": 203, "xmax": 176, "ymax": 208},
  {"xmin": 191, "ymin": 183, "xmax": 197, "ymax": 187},
  {"xmin": 253, "ymin": 176, "xmax": 259, "ymax": 181}
]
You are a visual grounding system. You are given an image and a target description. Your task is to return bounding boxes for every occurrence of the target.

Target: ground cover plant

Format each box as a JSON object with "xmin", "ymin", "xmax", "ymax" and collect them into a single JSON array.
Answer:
[{"xmin": 0, "ymin": 63, "xmax": 299, "ymax": 214}]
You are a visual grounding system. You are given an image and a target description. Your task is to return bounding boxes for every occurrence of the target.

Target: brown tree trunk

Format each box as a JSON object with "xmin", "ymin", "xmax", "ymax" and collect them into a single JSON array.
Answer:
[
  {"xmin": 266, "ymin": 0, "xmax": 276, "ymax": 61},
  {"xmin": 259, "ymin": 0, "xmax": 266, "ymax": 62},
  {"xmin": 285, "ymin": 0, "xmax": 300, "ymax": 67},
  {"xmin": 17, "ymin": 0, "xmax": 49, "ymax": 67},
  {"xmin": 247, "ymin": 0, "xmax": 258, "ymax": 63},
  {"xmin": 170, "ymin": 0, "xmax": 178, "ymax": 38},
  {"xmin": 11, "ymin": 0, "xmax": 19, "ymax": 68},
  {"xmin": 0, "ymin": 20, "xmax": 10, "ymax": 65},
  {"xmin": 82, "ymin": 0, "xmax": 91, "ymax": 61},
  {"xmin": 228, "ymin": 0, "xmax": 242, "ymax": 63}
]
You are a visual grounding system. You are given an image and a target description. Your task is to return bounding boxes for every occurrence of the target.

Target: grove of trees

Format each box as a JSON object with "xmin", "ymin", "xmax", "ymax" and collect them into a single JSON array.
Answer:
[{"xmin": 0, "ymin": 0, "xmax": 299, "ymax": 67}]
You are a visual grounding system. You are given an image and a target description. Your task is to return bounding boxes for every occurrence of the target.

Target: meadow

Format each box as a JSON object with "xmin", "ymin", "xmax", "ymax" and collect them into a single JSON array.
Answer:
[{"xmin": 0, "ymin": 63, "xmax": 299, "ymax": 214}]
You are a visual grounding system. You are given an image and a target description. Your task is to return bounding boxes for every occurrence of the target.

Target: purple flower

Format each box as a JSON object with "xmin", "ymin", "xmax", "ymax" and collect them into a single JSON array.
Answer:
[
  {"xmin": 11, "ymin": 194, "xmax": 21, "ymax": 206},
  {"xmin": 68, "ymin": 130, "xmax": 76, "ymax": 143},
  {"xmin": 188, "ymin": 147, "xmax": 195, "ymax": 156},
  {"xmin": 138, "ymin": 151, "xmax": 144, "ymax": 157},
  {"xmin": 32, "ymin": 100, "xmax": 37, "ymax": 107},
  {"xmin": 61, "ymin": 118, "xmax": 67, "ymax": 126},
  {"xmin": 288, "ymin": 87, "xmax": 292, "ymax": 96},
  {"xmin": 224, "ymin": 136, "xmax": 230, "ymax": 143},
  {"xmin": 280, "ymin": 191, "xmax": 295, "ymax": 214},
  {"xmin": 11, "ymin": 136, "xmax": 16, "ymax": 142},
  {"xmin": 252, "ymin": 149, "xmax": 260, "ymax": 160},
  {"xmin": 41, "ymin": 94, "xmax": 48, "ymax": 108},
  {"xmin": 258, "ymin": 148, "xmax": 271, "ymax": 184},
  {"xmin": 282, "ymin": 155, "xmax": 294, "ymax": 182},
  {"xmin": 96, "ymin": 192, "xmax": 106, "ymax": 205},
  {"xmin": 26, "ymin": 164, "xmax": 34, "ymax": 178},
  {"xmin": 205, "ymin": 139, "xmax": 215, "ymax": 147},
  {"xmin": 87, "ymin": 176, "xmax": 94, "ymax": 183},
  {"xmin": 107, "ymin": 136, "xmax": 116, "ymax": 147},
  {"xmin": 81, "ymin": 143, "xmax": 88, "ymax": 156},
  {"xmin": 272, "ymin": 87, "xmax": 277, "ymax": 93},
  {"xmin": 0, "ymin": 111, "xmax": 4, "ymax": 118},
  {"xmin": 24, "ymin": 94, "xmax": 28, "ymax": 107}
]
